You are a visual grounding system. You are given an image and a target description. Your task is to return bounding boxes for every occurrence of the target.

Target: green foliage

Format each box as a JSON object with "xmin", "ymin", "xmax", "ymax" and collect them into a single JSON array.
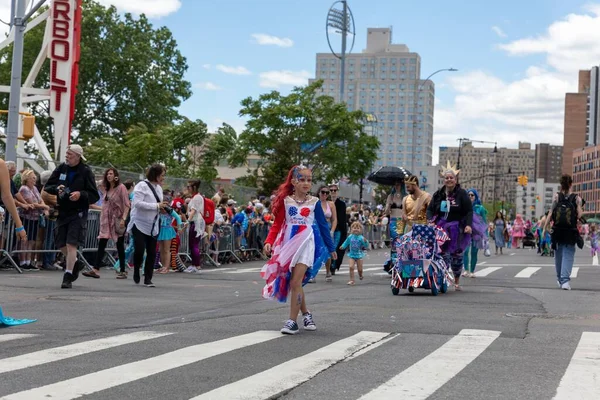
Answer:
[
  {"xmin": 234, "ymin": 80, "xmax": 379, "ymax": 195},
  {"xmin": 0, "ymin": 1, "xmax": 192, "ymax": 151}
]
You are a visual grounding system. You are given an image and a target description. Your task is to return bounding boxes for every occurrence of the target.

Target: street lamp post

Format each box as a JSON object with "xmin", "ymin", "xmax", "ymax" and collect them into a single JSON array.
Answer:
[
  {"xmin": 412, "ymin": 68, "xmax": 457, "ymax": 173},
  {"xmin": 326, "ymin": 1, "xmax": 355, "ymax": 103}
]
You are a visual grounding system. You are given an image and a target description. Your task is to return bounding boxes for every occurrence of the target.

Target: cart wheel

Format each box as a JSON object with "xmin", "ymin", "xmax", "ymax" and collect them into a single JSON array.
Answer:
[
  {"xmin": 440, "ymin": 280, "xmax": 448, "ymax": 293},
  {"xmin": 408, "ymin": 286, "xmax": 414, "ymax": 293},
  {"xmin": 391, "ymin": 286, "xmax": 400, "ymax": 296},
  {"xmin": 431, "ymin": 283, "xmax": 439, "ymax": 296}
]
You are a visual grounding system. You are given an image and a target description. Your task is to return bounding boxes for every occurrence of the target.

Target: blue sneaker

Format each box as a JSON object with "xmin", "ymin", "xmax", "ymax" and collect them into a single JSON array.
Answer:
[{"xmin": 280, "ymin": 319, "xmax": 299, "ymax": 335}]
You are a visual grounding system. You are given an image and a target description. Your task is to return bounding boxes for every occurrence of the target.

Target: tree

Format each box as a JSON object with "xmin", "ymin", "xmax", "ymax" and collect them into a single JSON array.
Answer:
[
  {"xmin": 0, "ymin": 1, "xmax": 192, "ymax": 151},
  {"xmin": 234, "ymin": 80, "xmax": 379, "ymax": 195}
]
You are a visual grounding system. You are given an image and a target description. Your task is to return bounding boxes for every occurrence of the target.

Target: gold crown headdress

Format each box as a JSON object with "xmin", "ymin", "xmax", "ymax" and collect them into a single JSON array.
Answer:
[
  {"xmin": 440, "ymin": 160, "xmax": 460, "ymax": 177},
  {"xmin": 405, "ymin": 175, "xmax": 419, "ymax": 185}
]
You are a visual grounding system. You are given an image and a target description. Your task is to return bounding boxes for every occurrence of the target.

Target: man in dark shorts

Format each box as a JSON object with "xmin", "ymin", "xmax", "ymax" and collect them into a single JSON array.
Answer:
[{"xmin": 44, "ymin": 145, "xmax": 99, "ymax": 289}]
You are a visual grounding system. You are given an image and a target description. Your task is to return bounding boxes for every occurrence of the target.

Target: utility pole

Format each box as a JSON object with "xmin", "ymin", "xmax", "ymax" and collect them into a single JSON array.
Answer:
[
  {"xmin": 5, "ymin": 0, "xmax": 26, "ymax": 163},
  {"xmin": 339, "ymin": 0, "xmax": 347, "ymax": 103}
]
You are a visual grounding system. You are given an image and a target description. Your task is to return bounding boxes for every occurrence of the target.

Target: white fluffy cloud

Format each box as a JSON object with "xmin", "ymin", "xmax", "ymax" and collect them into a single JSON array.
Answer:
[
  {"xmin": 216, "ymin": 64, "xmax": 252, "ymax": 75},
  {"xmin": 195, "ymin": 82, "xmax": 221, "ymax": 91},
  {"xmin": 433, "ymin": 4, "xmax": 600, "ymax": 164},
  {"xmin": 95, "ymin": 0, "xmax": 181, "ymax": 18},
  {"xmin": 251, "ymin": 33, "xmax": 294, "ymax": 48},
  {"xmin": 259, "ymin": 70, "xmax": 312, "ymax": 88}
]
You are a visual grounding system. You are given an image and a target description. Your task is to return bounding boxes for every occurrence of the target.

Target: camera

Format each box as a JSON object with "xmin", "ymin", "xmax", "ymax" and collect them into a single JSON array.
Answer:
[{"xmin": 59, "ymin": 187, "xmax": 71, "ymax": 199}]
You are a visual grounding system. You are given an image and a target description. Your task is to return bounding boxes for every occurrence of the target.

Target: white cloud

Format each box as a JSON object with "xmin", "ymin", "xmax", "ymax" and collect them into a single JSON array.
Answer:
[
  {"xmin": 96, "ymin": 0, "xmax": 181, "ymax": 18},
  {"xmin": 206, "ymin": 118, "xmax": 246, "ymax": 135},
  {"xmin": 0, "ymin": 0, "xmax": 12, "ymax": 37},
  {"xmin": 202, "ymin": 64, "xmax": 211, "ymax": 70},
  {"xmin": 491, "ymin": 26, "xmax": 507, "ymax": 38},
  {"xmin": 433, "ymin": 5, "xmax": 600, "ymax": 164},
  {"xmin": 216, "ymin": 64, "xmax": 252, "ymax": 75},
  {"xmin": 251, "ymin": 33, "xmax": 294, "ymax": 48},
  {"xmin": 259, "ymin": 70, "xmax": 312, "ymax": 88},
  {"xmin": 194, "ymin": 82, "xmax": 222, "ymax": 91}
]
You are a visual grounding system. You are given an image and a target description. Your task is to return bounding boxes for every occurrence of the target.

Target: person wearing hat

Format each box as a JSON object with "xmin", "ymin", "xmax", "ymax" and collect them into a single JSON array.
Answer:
[
  {"xmin": 44, "ymin": 144, "xmax": 99, "ymax": 289},
  {"xmin": 397, "ymin": 175, "xmax": 431, "ymax": 235}
]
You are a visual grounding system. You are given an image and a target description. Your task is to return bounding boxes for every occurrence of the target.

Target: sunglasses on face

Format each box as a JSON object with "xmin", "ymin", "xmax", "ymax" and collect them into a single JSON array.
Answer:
[
  {"xmin": 330, "ymin": 189, "xmax": 338, "ymax": 192},
  {"xmin": 320, "ymin": 191, "xmax": 330, "ymax": 195}
]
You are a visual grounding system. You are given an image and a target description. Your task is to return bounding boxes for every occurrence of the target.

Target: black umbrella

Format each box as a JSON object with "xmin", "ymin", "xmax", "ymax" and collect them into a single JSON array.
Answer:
[{"xmin": 367, "ymin": 166, "xmax": 412, "ymax": 186}]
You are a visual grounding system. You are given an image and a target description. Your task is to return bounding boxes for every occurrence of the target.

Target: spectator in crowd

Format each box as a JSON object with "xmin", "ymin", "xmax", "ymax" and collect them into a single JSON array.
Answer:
[
  {"xmin": 18, "ymin": 169, "xmax": 49, "ymax": 270},
  {"xmin": 45, "ymin": 144, "xmax": 99, "ymax": 289},
  {"xmin": 156, "ymin": 189, "xmax": 184, "ymax": 274},
  {"xmin": 185, "ymin": 179, "xmax": 205, "ymax": 273},
  {"xmin": 329, "ymin": 182, "xmax": 347, "ymax": 273},
  {"xmin": 127, "ymin": 164, "xmax": 167, "ymax": 287},
  {"xmin": 3, "ymin": 161, "xmax": 32, "ymax": 211},
  {"xmin": 83, "ymin": 168, "xmax": 130, "ymax": 279}
]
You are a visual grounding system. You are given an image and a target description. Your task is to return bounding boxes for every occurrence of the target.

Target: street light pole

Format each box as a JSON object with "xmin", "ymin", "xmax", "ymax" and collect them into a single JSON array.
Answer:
[
  {"xmin": 412, "ymin": 68, "xmax": 457, "ymax": 173},
  {"xmin": 326, "ymin": 1, "xmax": 355, "ymax": 103}
]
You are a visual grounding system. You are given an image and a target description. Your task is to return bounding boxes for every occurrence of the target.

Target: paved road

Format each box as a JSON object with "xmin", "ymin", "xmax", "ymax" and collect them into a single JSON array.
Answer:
[{"xmin": 1, "ymin": 247, "xmax": 599, "ymax": 399}]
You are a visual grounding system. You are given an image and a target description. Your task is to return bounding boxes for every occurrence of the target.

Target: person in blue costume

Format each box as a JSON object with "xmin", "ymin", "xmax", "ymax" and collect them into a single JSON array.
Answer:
[
  {"xmin": 0, "ymin": 158, "xmax": 35, "ymax": 326},
  {"xmin": 261, "ymin": 165, "xmax": 337, "ymax": 335},
  {"xmin": 383, "ymin": 180, "xmax": 406, "ymax": 271},
  {"xmin": 462, "ymin": 188, "xmax": 488, "ymax": 277}
]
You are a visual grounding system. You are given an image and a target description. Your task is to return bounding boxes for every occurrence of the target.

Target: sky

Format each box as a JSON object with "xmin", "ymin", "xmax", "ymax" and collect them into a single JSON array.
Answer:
[{"xmin": 2, "ymin": 0, "xmax": 600, "ymax": 165}]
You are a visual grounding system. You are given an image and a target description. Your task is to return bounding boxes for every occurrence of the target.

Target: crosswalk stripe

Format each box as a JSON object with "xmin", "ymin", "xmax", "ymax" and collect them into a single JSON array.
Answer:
[
  {"xmin": 0, "ymin": 331, "xmax": 173, "ymax": 375},
  {"xmin": 2, "ymin": 330, "xmax": 282, "ymax": 400},
  {"xmin": 190, "ymin": 331, "xmax": 390, "ymax": 400},
  {"xmin": 553, "ymin": 332, "xmax": 600, "ymax": 399},
  {"xmin": 473, "ymin": 267, "xmax": 502, "ymax": 277},
  {"xmin": 515, "ymin": 267, "xmax": 541, "ymax": 278},
  {"xmin": 571, "ymin": 267, "xmax": 579, "ymax": 278},
  {"xmin": 359, "ymin": 329, "xmax": 501, "ymax": 399},
  {"xmin": 223, "ymin": 267, "xmax": 262, "ymax": 274},
  {"xmin": 0, "ymin": 334, "xmax": 37, "ymax": 343}
]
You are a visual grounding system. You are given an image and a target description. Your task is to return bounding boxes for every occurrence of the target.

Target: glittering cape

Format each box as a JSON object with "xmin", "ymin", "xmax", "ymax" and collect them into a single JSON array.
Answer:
[
  {"xmin": 0, "ymin": 306, "xmax": 36, "ymax": 326},
  {"xmin": 437, "ymin": 219, "xmax": 471, "ymax": 254},
  {"xmin": 260, "ymin": 223, "xmax": 329, "ymax": 303}
]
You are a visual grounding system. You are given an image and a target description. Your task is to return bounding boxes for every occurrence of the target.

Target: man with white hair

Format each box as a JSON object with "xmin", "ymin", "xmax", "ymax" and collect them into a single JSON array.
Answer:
[{"xmin": 44, "ymin": 145, "xmax": 99, "ymax": 288}]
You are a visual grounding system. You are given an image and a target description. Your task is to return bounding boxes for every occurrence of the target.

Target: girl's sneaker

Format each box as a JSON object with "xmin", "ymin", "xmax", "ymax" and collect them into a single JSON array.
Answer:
[
  {"xmin": 303, "ymin": 312, "xmax": 316, "ymax": 331},
  {"xmin": 281, "ymin": 319, "xmax": 299, "ymax": 335}
]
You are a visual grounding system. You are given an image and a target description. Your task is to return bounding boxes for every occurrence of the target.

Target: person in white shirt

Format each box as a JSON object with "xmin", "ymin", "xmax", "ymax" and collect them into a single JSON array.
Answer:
[
  {"xmin": 185, "ymin": 180, "xmax": 204, "ymax": 273},
  {"xmin": 127, "ymin": 164, "xmax": 168, "ymax": 287}
]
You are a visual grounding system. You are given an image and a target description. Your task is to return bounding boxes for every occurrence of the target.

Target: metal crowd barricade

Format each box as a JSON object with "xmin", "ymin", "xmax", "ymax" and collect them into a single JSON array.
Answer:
[
  {"xmin": 212, "ymin": 224, "xmax": 242, "ymax": 264},
  {"xmin": 243, "ymin": 222, "xmax": 267, "ymax": 261}
]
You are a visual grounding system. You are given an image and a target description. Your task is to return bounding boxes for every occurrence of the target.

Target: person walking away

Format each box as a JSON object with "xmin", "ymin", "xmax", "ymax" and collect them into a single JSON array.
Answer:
[
  {"xmin": 463, "ymin": 188, "xmax": 488, "ymax": 277},
  {"xmin": 426, "ymin": 161, "xmax": 473, "ymax": 291},
  {"xmin": 127, "ymin": 164, "xmax": 168, "ymax": 287},
  {"xmin": 493, "ymin": 211, "xmax": 506, "ymax": 255},
  {"xmin": 329, "ymin": 182, "xmax": 347, "ymax": 273},
  {"xmin": 316, "ymin": 185, "xmax": 336, "ymax": 282},
  {"xmin": 512, "ymin": 214, "xmax": 526, "ymax": 248},
  {"xmin": 185, "ymin": 180, "xmax": 205, "ymax": 273},
  {"xmin": 44, "ymin": 145, "xmax": 99, "ymax": 289},
  {"xmin": 262, "ymin": 165, "xmax": 336, "ymax": 334},
  {"xmin": 83, "ymin": 168, "xmax": 130, "ymax": 279},
  {"xmin": 339, "ymin": 221, "xmax": 369, "ymax": 285},
  {"xmin": 543, "ymin": 174, "xmax": 583, "ymax": 290}
]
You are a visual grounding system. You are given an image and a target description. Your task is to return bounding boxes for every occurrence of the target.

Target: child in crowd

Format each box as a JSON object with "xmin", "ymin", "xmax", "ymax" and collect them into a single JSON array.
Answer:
[{"xmin": 340, "ymin": 221, "xmax": 369, "ymax": 285}]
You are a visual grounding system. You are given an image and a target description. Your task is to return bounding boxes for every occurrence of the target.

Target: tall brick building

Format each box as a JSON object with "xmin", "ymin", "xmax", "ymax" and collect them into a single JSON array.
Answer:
[{"xmin": 562, "ymin": 69, "xmax": 599, "ymax": 175}]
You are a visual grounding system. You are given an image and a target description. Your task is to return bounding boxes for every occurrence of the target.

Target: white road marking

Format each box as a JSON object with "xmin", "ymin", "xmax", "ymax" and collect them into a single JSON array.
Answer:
[
  {"xmin": 0, "ymin": 331, "xmax": 172, "ymax": 375},
  {"xmin": 510, "ymin": 253, "xmax": 516, "ymax": 256},
  {"xmin": 359, "ymin": 329, "xmax": 500, "ymax": 399},
  {"xmin": 477, "ymin": 261, "xmax": 487, "ymax": 266},
  {"xmin": 344, "ymin": 333, "xmax": 400, "ymax": 362},
  {"xmin": 473, "ymin": 267, "xmax": 503, "ymax": 277},
  {"xmin": 223, "ymin": 268, "xmax": 262, "ymax": 274},
  {"xmin": 1, "ymin": 331, "xmax": 282, "ymax": 400},
  {"xmin": 515, "ymin": 267, "xmax": 541, "ymax": 278},
  {"xmin": 571, "ymin": 267, "xmax": 579, "ymax": 278},
  {"xmin": 0, "ymin": 334, "xmax": 37, "ymax": 343},
  {"xmin": 191, "ymin": 331, "xmax": 390, "ymax": 400},
  {"xmin": 553, "ymin": 332, "xmax": 600, "ymax": 399}
]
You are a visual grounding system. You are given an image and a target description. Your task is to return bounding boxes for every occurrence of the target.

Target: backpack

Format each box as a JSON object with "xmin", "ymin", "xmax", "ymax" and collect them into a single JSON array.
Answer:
[
  {"xmin": 552, "ymin": 193, "xmax": 578, "ymax": 230},
  {"xmin": 203, "ymin": 197, "xmax": 215, "ymax": 225}
]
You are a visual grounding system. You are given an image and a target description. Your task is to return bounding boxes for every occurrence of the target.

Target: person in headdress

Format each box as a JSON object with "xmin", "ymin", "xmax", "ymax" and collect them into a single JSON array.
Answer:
[
  {"xmin": 396, "ymin": 175, "xmax": 431, "ymax": 235},
  {"xmin": 426, "ymin": 161, "xmax": 473, "ymax": 291}
]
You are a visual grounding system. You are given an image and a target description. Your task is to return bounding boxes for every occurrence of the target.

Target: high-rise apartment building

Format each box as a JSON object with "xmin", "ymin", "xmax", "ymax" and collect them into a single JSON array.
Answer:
[
  {"xmin": 311, "ymin": 28, "xmax": 435, "ymax": 172},
  {"xmin": 562, "ymin": 69, "xmax": 599, "ymax": 175},
  {"xmin": 535, "ymin": 143, "xmax": 562, "ymax": 184},
  {"xmin": 438, "ymin": 141, "xmax": 535, "ymax": 205},
  {"xmin": 572, "ymin": 145, "xmax": 600, "ymax": 215}
]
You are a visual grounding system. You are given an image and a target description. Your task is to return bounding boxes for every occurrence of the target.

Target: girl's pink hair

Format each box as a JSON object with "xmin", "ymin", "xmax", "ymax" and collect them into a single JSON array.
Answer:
[{"xmin": 272, "ymin": 165, "xmax": 305, "ymax": 218}]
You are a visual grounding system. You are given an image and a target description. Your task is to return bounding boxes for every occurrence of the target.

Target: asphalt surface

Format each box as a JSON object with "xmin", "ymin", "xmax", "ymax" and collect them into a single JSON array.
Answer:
[{"xmin": 1, "ymin": 246, "xmax": 599, "ymax": 399}]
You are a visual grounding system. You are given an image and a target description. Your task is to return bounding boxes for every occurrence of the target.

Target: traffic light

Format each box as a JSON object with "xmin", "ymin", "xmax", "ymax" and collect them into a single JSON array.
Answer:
[
  {"xmin": 517, "ymin": 175, "xmax": 528, "ymax": 186},
  {"xmin": 522, "ymin": 176, "xmax": 528, "ymax": 186},
  {"xmin": 517, "ymin": 176, "xmax": 523, "ymax": 186},
  {"xmin": 21, "ymin": 115, "xmax": 35, "ymax": 140}
]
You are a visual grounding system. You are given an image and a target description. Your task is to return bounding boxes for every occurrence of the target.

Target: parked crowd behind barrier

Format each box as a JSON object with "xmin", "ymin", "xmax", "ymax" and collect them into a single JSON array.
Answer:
[{"xmin": 0, "ymin": 209, "xmax": 390, "ymax": 274}]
